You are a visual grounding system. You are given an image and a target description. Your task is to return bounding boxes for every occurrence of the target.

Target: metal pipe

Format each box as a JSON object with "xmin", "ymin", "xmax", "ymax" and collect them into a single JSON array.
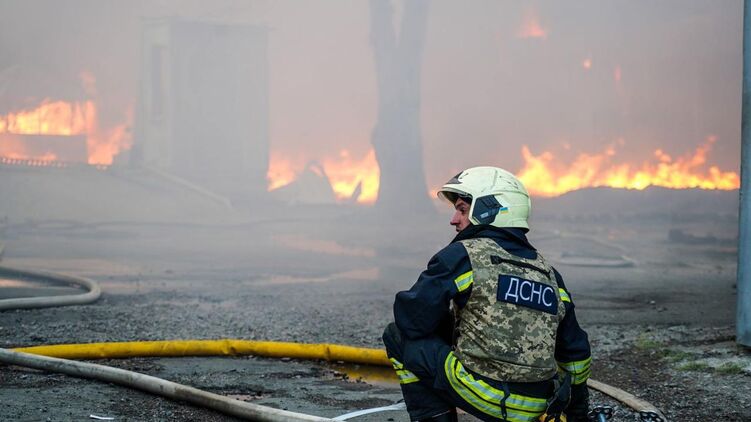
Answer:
[{"xmin": 738, "ymin": 0, "xmax": 751, "ymax": 347}]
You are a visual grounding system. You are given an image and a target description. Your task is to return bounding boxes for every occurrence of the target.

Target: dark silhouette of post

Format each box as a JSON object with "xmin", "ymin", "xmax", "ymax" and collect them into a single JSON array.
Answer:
[
  {"xmin": 738, "ymin": 0, "xmax": 751, "ymax": 348},
  {"xmin": 369, "ymin": 0, "xmax": 434, "ymax": 214}
]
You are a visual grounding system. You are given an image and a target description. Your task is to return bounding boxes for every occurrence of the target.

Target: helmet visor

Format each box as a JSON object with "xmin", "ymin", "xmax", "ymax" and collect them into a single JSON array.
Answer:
[{"xmin": 437, "ymin": 188, "xmax": 472, "ymax": 205}]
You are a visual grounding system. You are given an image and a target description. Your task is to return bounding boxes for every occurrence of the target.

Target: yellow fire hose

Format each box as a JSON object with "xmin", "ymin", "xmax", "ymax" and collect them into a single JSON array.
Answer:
[
  {"xmin": 9, "ymin": 339, "xmax": 666, "ymax": 419},
  {"xmin": 0, "ymin": 262, "xmax": 666, "ymax": 420},
  {"xmin": 12, "ymin": 339, "xmax": 391, "ymax": 366}
]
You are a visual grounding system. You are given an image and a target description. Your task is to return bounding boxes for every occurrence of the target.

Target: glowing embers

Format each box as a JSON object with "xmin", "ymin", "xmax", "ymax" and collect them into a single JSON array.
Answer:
[
  {"xmin": 267, "ymin": 148, "xmax": 380, "ymax": 204},
  {"xmin": 517, "ymin": 136, "xmax": 739, "ymax": 197}
]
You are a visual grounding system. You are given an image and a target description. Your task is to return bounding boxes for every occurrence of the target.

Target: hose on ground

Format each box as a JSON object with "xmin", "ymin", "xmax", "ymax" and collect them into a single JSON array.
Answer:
[
  {"xmin": 13, "ymin": 339, "xmax": 388, "ymax": 366},
  {"xmin": 587, "ymin": 379, "xmax": 664, "ymax": 417},
  {"xmin": 0, "ymin": 347, "xmax": 333, "ymax": 422},
  {"xmin": 0, "ymin": 264, "xmax": 100, "ymax": 310},
  {"xmin": 0, "ymin": 264, "xmax": 665, "ymax": 420},
  {"xmin": 10, "ymin": 339, "xmax": 666, "ymax": 419}
]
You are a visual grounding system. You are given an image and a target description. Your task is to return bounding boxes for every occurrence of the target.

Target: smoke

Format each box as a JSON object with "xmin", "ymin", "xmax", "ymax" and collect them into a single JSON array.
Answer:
[{"xmin": 0, "ymin": 0, "xmax": 742, "ymax": 195}]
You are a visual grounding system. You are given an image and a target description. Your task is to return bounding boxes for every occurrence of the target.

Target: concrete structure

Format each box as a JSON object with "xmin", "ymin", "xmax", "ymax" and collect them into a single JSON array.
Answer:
[{"xmin": 133, "ymin": 19, "xmax": 269, "ymax": 200}]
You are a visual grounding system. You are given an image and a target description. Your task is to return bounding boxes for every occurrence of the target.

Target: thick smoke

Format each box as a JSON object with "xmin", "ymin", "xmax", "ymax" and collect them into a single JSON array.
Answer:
[{"xmin": 0, "ymin": 0, "xmax": 742, "ymax": 195}]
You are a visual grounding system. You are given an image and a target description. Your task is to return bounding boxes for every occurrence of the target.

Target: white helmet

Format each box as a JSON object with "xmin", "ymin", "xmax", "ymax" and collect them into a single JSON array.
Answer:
[{"xmin": 437, "ymin": 166, "xmax": 531, "ymax": 230}]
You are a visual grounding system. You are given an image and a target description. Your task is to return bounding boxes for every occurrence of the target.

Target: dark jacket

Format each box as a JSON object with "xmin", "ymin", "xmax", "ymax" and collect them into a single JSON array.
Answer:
[{"xmin": 393, "ymin": 224, "xmax": 592, "ymax": 399}]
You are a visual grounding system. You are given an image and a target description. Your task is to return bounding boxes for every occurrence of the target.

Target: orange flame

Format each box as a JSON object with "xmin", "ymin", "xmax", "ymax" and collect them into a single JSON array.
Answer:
[
  {"xmin": 517, "ymin": 9, "xmax": 547, "ymax": 39},
  {"xmin": 322, "ymin": 148, "xmax": 380, "ymax": 204},
  {"xmin": 83, "ymin": 102, "xmax": 133, "ymax": 165},
  {"xmin": 267, "ymin": 151, "xmax": 298, "ymax": 191},
  {"xmin": 0, "ymin": 72, "xmax": 132, "ymax": 166},
  {"xmin": 0, "ymin": 99, "xmax": 89, "ymax": 136},
  {"xmin": 517, "ymin": 136, "xmax": 739, "ymax": 197},
  {"xmin": 0, "ymin": 134, "xmax": 59, "ymax": 163},
  {"xmin": 267, "ymin": 148, "xmax": 381, "ymax": 204}
]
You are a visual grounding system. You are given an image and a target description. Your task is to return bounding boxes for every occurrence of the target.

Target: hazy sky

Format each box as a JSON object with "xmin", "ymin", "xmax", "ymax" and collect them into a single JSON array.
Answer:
[{"xmin": 0, "ymin": 0, "xmax": 743, "ymax": 192}]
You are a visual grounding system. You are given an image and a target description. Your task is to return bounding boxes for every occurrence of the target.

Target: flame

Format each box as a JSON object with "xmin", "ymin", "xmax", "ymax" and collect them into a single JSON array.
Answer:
[
  {"xmin": 0, "ymin": 99, "xmax": 89, "ymax": 136},
  {"xmin": 517, "ymin": 136, "xmax": 739, "ymax": 197},
  {"xmin": 267, "ymin": 148, "xmax": 381, "ymax": 204},
  {"xmin": 267, "ymin": 151, "xmax": 298, "ymax": 191},
  {"xmin": 0, "ymin": 134, "xmax": 59, "ymax": 163},
  {"xmin": 0, "ymin": 72, "xmax": 132, "ymax": 166},
  {"xmin": 517, "ymin": 9, "xmax": 547, "ymax": 39},
  {"xmin": 322, "ymin": 148, "xmax": 380, "ymax": 204},
  {"xmin": 582, "ymin": 58, "xmax": 592, "ymax": 70},
  {"xmin": 84, "ymin": 102, "xmax": 133, "ymax": 165}
]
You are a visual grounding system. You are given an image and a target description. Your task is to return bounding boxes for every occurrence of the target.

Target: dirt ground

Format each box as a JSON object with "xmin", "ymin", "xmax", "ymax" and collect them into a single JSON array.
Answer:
[{"xmin": 1, "ymin": 208, "xmax": 749, "ymax": 421}]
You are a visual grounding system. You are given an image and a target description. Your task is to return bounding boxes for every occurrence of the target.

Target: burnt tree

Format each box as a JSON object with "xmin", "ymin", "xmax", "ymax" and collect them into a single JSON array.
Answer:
[{"xmin": 370, "ymin": 0, "xmax": 433, "ymax": 214}]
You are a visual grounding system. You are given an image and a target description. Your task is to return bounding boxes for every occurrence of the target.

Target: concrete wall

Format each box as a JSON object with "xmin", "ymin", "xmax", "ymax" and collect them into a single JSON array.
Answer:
[{"xmin": 134, "ymin": 19, "xmax": 269, "ymax": 200}]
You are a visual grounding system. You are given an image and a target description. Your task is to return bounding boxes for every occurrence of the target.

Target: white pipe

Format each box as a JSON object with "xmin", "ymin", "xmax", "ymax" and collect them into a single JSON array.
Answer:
[
  {"xmin": 0, "ymin": 348, "xmax": 333, "ymax": 422},
  {"xmin": 0, "ymin": 265, "xmax": 100, "ymax": 310}
]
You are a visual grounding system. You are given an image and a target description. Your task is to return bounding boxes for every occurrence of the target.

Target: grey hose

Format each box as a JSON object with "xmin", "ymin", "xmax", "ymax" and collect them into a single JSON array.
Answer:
[
  {"xmin": 0, "ymin": 265, "xmax": 101, "ymax": 311},
  {"xmin": 0, "ymin": 348, "xmax": 334, "ymax": 422}
]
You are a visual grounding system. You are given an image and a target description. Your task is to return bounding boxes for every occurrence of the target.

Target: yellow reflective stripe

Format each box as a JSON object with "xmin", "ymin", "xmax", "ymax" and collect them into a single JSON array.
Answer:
[
  {"xmin": 504, "ymin": 392, "xmax": 547, "ymax": 412},
  {"xmin": 558, "ymin": 356, "xmax": 592, "ymax": 385},
  {"xmin": 558, "ymin": 356, "xmax": 591, "ymax": 372},
  {"xmin": 444, "ymin": 354, "xmax": 501, "ymax": 418},
  {"xmin": 571, "ymin": 369, "xmax": 591, "ymax": 385},
  {"xmin": 448, "ymin": 354, "xmax": 546, "ymax": 411},
  {"xmin": 389, "ymin": 357, "xmax": 404, "ymax": 370},
  {"xmin": 396, "ymin": 369, "xmax": 419, "ymax": 384},
  {"xmin": 558, "ymin": 288, "xmax": 571, "ymax": 303},
  {"xmin": 443, "ymin": 353, "xmax": 546, "ymax": 421},
  {"xmin": 454, "ymin": 271, "xmax": 474, "ymax": 292},
  {"xmin": 391, "ymin": 358, "xmax": 419, "ymax": 384}
]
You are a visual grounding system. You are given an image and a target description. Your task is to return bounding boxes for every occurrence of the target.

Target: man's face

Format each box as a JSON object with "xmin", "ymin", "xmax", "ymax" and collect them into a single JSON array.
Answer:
[{"xmin": 450, "ymin": 198, "xmax": 472, "ymax": 232}]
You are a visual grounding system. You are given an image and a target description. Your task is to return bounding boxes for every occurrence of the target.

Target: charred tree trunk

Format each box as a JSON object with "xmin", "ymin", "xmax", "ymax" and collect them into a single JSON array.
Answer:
[{"xmin": 370, "ymin": 0, "xmax": 433, "ymax": 214}]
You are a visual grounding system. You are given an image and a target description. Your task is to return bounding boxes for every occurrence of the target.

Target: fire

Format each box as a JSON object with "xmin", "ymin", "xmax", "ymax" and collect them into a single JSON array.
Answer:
[
  {"xmin": 582, "ymin": 58, "xmax": 592, "ymax": 70},
  {"xmin": 322, "ymin": 149, "xmax": 380, "ymax": 204},
  {"xmin": 517, "ymin": 136, "xmax": 739, "ymax": 197},
  {"xmin": 517, "ymin": 9, "xmax": 547, "ymax": 39},
  {"xmin": 83, "ymin": 102, "xmax": 133, "ymax": 166},
  {"xmin": 0, "ymin": 72, "xmax": 132, "ymax": 166},
  {"xmin": 267, "ymin": 148, "xmax": 381, "ymax": 204},
  {"xmin": 0, "ymin": 134, "xmax": 61, "ymax": 166},
  {"xmin": 267, "ymin": 151, "xmax": 298, "ymax": 191},
  {"xmin": 0, "ymin": 99, "xmax": 89, "ymax": 136}
]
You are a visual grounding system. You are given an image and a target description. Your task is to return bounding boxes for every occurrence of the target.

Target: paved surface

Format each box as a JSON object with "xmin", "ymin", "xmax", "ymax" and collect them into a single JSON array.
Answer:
[{"xmin": 0, "ymin": 210, "xmax": 743, "ymax": 421}]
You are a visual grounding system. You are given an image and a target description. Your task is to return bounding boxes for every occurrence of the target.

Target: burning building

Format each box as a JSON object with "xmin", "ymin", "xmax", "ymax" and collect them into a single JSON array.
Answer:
[
  {"xmin": 0, "ymin": 66, "xmax": 96, "ymax": 166},
  {"xmin": 133, "ymin": 19, "xmax": 269, "ymax": 201}
]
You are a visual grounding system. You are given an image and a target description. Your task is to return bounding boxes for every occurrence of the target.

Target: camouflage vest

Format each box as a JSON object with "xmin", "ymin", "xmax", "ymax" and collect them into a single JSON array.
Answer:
[{"xmin": 455, "ymin": 237, "xmax": 565, "ymax": 383}]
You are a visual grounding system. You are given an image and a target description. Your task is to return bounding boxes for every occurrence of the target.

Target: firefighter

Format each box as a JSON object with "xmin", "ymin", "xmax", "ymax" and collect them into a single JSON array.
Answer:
[{"xmin": 382, "ymin": 166, "xmax": 591, "ymax": 422}]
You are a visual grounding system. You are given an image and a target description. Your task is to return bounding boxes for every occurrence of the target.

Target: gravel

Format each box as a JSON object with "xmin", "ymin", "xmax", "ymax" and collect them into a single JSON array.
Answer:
[{"xmin": 1, "ymin": 215, "xmax": 749, "ymax": 421}]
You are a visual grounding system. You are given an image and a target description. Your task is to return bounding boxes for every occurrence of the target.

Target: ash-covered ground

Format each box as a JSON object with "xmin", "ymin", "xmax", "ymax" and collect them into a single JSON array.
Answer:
[{"xmin": 1, "ymin": 188, "xmax": 749, "ymax": 421}]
